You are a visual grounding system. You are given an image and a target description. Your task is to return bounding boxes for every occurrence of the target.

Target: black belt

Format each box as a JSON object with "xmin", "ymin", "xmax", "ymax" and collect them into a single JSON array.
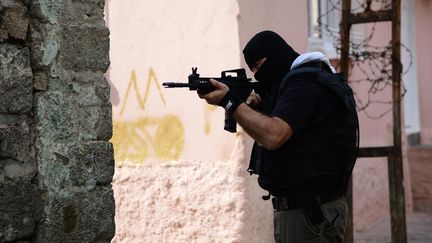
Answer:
[{"xmin": 272, "ymin": 193, "xmax": 344, "ymax": 212}]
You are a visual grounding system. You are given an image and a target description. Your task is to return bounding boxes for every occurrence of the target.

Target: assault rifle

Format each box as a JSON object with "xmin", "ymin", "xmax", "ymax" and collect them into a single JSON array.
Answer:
[{"xmin": 163, "ymin": 67, "xmax": 255, "ymax": 133}]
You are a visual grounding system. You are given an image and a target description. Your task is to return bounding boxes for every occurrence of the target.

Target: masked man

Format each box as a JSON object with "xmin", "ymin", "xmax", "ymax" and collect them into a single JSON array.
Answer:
[{"xmin": 198, "ymin": 30, "xmax": 358, "ymax": 243}]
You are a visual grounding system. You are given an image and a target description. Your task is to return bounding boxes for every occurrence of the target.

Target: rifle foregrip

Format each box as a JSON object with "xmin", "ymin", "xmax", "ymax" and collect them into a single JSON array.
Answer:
[{"xmin": 224, "ymin": 111, "xmax": 237, "ymax": 133}]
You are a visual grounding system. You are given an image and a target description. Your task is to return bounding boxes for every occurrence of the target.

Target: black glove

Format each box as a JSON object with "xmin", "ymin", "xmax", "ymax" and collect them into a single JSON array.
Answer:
[{"xmin": 218, "ymin": 90, "xmax": 242, "ymax": 114}]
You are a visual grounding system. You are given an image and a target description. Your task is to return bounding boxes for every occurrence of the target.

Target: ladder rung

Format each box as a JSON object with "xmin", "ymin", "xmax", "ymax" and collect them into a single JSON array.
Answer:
[
  {"xmin": 349, "ymin": 9, "xmax": 393, "ymax": 25},
  {"xmin": 357, "ymin": 146, "xmax": 396, "ymax": 157}
]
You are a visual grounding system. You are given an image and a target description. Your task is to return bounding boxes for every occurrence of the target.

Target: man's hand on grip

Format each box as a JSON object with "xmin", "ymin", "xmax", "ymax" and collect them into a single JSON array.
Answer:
[{"xmin": 197, "ymin": 79, "xmax": 229, "ymax": 106}]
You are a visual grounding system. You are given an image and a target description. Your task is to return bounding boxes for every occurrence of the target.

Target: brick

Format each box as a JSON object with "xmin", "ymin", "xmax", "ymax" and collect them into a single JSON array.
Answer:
[
  {"xmin": 34, "ymin": 186, "xmax": 115, "ymax": 242},
  {"xmin": 62, "ymin": 0, "xmax": 106, "ymax": 25},
  {"xmin": 35, "ymin": 92, "xmax": 78, "ymax": 142},
  {"xmin": 95, "ymin": 77, "xmax": 111, "ymax": 105},
  {"xmin": 78, "ymin": 105, "xmax": 112, "ymax": 141},
  {"xmin": 29, "ymin": 20, "xmax": 53, "ymax": 70},
  {"xmin": 59, "ymin": 25, "xmax": 110, "ymax": 71},
  {"xmin": 1, "ymin": 158, "xmax": 36, "ymax": 181},
  {"xmin": 33, "ymin": 71, "xmax": 48, "ymax": 91},
  {"xmin": 0, "ymin": 181, "xmax": 37, "ymax": 242},
  {"xmin": 30, "ymin": 0, "xmax": 106, "ymax": 25},
  {"xmin": 29, "ymin": 0, "xmax": 64, "ymax": 24},
  {"xmin": 95, "ymin": 105, "xmax": 113, "ymax": 141},
  {"xmin": 0, "ymin": 114, "xmax": 19, "ymax": 126},
  {"xmin": 72, "ymin": 78, "xmax": 110, "ymax": 107},
  {"xmin": 0, "ymin": 0, "xmax": 29, "ymax": 41},
  {"xmin": 0, "ymin": 123, "xmax": 30, "ymax": 162},
  {"xmin": 68, "ymin": 141, "xmax": 114, "ymax": 186},
  {"xmin": 34, "ymin": 142, "xmax": 70, "ymax": 192},
  {"xmin": 91, "ymin": 186, "xmax": 115, "ymax": 240},
  {"xmin": 0, "ymin": 44, "xmax": 33, "ymax": 113}
]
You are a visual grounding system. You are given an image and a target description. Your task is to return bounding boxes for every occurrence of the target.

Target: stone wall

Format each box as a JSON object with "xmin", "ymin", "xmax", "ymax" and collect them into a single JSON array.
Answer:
[{"xmin": 0, "ymin": 0, "xmax": 114, "ymax": 242}]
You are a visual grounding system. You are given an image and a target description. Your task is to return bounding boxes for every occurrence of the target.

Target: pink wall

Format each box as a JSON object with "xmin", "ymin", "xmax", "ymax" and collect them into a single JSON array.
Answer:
[
  {"xmin": 106, "ymin": 0, "xmax": 242, "ymax": 165},
  {"xmin": 107, "ymin": 0, "xmax": 423, "ymax": 241},
  {"xmin": 347, "ymin": 21, "xmax": 411, "ymax": 232},
  {"xmin": 415, "ymin": 0, "xmax": 432, "ymax": 144},
  {"xmin": 237, "ymin": 0, "xmax": 308, "ymax": 73}
]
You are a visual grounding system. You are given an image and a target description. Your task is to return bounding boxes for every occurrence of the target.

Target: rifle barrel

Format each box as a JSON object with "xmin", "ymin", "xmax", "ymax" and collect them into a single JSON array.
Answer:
[{"xmin": 162, "ymin": 82, "xmax": 190, "ymax": 88}]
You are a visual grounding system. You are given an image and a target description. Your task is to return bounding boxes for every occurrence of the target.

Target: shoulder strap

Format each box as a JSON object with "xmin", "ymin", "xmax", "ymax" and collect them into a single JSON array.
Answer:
[
  {"xmin": 280, "ymin": 66, "xmax": 322, "ymax": 90},
  {"xmin": 280, "ymin": 67, "xmax": 355, "ymax": 111},
  {"xmin": 284, "ymin": 66, "xmax": 322, "ymax": 81},
  {"xmin": 316, "ymin": 72, "xmax": 357, "ymax": 112}
]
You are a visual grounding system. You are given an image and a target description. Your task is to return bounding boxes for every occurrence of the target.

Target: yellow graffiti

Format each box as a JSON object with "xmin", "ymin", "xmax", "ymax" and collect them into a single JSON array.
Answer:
[
  {"xmin": 112, "ymin": 68, "xmax": 185, "ymax": 166},
  {"xmin": 119, "ymin": 68, "xmax": 166, "ymax": 116},
  {"xmin": 111, "ymin": 115, "xmax": 184, "ymax": 166}
]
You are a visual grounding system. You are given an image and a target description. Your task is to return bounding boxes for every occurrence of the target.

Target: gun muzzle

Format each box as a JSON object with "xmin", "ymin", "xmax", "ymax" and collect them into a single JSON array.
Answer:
[{"xmin": 162, "ymin": 82, "xmax": 190, "ymax": 88}]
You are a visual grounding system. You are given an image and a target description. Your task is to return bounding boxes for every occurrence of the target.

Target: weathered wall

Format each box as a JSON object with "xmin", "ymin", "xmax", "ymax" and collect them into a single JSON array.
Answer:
[
  {"xmin": 105, "ymin": 0, "xmax": 301, "ymax": 241},
  {"xmin": 0, "ymin": 0, "xmax": 114, "ymax": 242},
  {"xmin": 407, "ymin": 146, "xmax": 432, "ymax": 212},
  {"xmin": 112, "ymin": 133, "xmax": 274, "ymax": 243},
  {"xmin": 404, "ymin": 0, "xmax": 432, "ymax": 216},
  {"xmin": 0, "ymin": 2, "xmax": 36, "ymax": 241},
  {"xmin": 106, "ymin": 0, "xmax": 254, "ymax": 241},
  {"xmin": 349, "ymin": 22, "xmax": 399, "ymax": 232},
  {"xmin": 415, "ymin": 0, "xmax": 432, "ymax": 144},
  {"xmin": 107, "ymin": 0, "xmax": 241, "ymax": 165},
  {"xmin": 108, "ymin": 0, "xmax": 420, "ymax": 242}
]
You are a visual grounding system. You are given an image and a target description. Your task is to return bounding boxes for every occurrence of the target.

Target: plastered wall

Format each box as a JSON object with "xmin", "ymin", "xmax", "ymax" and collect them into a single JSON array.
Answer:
[
  {"xmin": 106, "ymin": 1, "xmax": 266, "ymax": 242},
  {"xmin": 415, "ymin": 0, "xmax": 432, "ymax": 144},
  {"xmin": 107, "ymin": 0, "xmax": 242, "ymax": 166},
  {"xmin": 107, "ymin": 0, "xmax": 420, "ymax": 241}
]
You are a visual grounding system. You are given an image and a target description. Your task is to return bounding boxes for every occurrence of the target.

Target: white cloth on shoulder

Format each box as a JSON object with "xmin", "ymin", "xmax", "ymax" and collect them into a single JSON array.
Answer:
[{"xmin": 290, "ymin": 52, "xmax": 336, "ymax": 74}]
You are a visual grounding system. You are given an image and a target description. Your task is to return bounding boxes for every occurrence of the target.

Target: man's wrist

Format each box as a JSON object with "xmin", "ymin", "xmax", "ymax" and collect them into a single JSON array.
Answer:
[{"xmin": 219, "ymin": 91, "xmax": 242, "ymax": 114}]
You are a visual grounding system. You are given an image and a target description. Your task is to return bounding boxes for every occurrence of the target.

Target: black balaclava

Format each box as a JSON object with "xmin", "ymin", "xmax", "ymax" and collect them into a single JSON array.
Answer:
[{"xmin": 243, "ymin": 31, "xmax": 299, "ymax": 95}]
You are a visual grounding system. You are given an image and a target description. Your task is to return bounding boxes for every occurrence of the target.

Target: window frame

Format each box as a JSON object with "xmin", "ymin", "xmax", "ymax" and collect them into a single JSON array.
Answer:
[{"xmin": 308, "ymin": 0, "xmax": 364, "ymax": 59}]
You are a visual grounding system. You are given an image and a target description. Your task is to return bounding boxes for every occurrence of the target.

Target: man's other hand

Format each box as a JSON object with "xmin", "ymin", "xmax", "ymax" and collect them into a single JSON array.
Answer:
[{"xmin": 245, "ymin": 92, "xmax": 261, "ymax": 107}]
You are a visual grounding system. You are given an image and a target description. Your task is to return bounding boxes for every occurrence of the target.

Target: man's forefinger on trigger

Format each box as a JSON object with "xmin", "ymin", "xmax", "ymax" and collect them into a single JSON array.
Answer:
[{"xmin": 210, "ymin": 78, "xmax": 226, "ymax": 90}]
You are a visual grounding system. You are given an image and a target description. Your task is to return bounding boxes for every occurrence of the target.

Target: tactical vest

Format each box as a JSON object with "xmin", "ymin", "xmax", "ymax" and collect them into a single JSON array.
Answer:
[{"xmin": 248, "ymin": 66, "xmax": 359, "ymax": 196}]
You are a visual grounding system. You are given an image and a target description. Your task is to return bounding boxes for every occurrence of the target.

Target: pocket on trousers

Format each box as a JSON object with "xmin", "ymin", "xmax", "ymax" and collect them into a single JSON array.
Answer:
[
  {"xmin": 321, "ymin": 198, "xmax": 348, "ymax": 238},
  {"xmin": 302, "ymin": 210, "xmax": 322, "ymax": 236}
]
